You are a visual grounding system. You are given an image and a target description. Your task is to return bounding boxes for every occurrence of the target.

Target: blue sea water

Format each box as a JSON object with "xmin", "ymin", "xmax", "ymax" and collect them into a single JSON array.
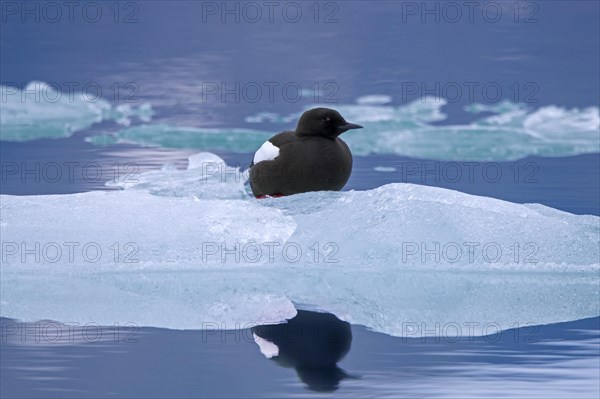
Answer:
[
  {"xmin": 1, "ymin": 315, "xmax": 599, "ymax": 398},
  {"xmin": 1, "ymin": 0, "xmax": 599, "ymax": 397}
]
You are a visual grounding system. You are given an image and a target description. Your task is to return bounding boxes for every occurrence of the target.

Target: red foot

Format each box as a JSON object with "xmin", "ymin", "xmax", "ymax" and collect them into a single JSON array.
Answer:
[{"xmin": 256, "ymin": 194, "xmax": 285, "ymax": 199}]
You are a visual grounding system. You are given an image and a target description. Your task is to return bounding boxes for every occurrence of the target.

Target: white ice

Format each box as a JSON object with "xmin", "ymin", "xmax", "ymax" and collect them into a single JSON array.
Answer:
[
  {"xmin": 1, "ymin": 165, "xmax": 598, "ymax": 335},
  {"xmin": 0, "ymin": 81, "xmax": 153, "ymax": 141}
]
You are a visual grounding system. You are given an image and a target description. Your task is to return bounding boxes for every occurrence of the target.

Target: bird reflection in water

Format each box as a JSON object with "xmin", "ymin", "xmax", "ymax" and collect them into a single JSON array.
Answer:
[{"xmin": 251, "ymin": 310, "xmax": 355, "ymax": 392}]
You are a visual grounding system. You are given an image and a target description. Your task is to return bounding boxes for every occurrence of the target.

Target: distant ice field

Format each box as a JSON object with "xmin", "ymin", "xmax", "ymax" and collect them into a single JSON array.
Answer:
[{"xmin": 2, "ymin": 83, "xmax": 599, "ymax": 161}]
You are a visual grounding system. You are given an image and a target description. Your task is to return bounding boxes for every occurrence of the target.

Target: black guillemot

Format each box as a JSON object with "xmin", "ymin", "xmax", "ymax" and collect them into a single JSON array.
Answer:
[{"xmin": 249, "ymin": 108, "xmax": 363, "ymax": 198}]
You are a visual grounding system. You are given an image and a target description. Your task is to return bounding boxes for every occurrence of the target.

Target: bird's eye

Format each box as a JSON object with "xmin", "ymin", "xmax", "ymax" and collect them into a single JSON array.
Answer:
[{"xmin": 325, "ymin": 117, "xmax": 331, "ymax": 122}]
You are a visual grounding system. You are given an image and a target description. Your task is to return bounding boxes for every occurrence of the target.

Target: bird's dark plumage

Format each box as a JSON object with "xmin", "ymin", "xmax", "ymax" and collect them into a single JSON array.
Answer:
[{"xmin": 249, "ymin": 108, "xmax": 363, "ymax": 197}]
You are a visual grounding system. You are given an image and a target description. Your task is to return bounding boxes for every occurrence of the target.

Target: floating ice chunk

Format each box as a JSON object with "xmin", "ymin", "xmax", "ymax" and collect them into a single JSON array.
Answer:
[
  {"xmin": 0, "ymin": 184, "xmax": 598, "ymax": 335},
  {"xmin": 341, "ymin": 100, "xmax": 599, "ymax": 160},
  {"xmin": 0, "ymin": 81, "xmax": 153, "ymax": 141},
  {"xmin": 107, "ymin": 152, "xmax": 248, "ymax": 199},
  {"xmin": 464, "ymin": 100, "xmax": 527, "ymax": 115},
  {"xmin": 300, "ymin": 88, "xmax": 325, "ymax": 99},
  {"xmin": 324, "ymin": 96, "xmax": 448, "ymax": 124},
  {"xmin": 374, "ymin": 166, "xmax": 397, "ymax": 172},
  {"xmin": 356, "ymin": 95, "xmax": 393, "ymax": 105},
  {"xmin": 523, "ymin": 106, "xmax": 600, "ymax": 137},
  {"xmin": 244, "ymin": 112, "xmax": 297, "ymax": 124}
]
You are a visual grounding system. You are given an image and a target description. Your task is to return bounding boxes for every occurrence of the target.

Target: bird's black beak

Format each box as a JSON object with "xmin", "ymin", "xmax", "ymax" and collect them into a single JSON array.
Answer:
[{"xmin": 336, "ymin": 122, "xmax": 363, "ymax": 134}]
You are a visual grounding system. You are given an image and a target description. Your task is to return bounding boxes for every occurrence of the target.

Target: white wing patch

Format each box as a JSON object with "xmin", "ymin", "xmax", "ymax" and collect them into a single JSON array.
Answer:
[
  {"xmin": 252, "ymin": 333, "xmax": 279, "ymax": 359},
  {"xmin": 253, "ymin": 140, "xmax": 279, "ymax": 164}
]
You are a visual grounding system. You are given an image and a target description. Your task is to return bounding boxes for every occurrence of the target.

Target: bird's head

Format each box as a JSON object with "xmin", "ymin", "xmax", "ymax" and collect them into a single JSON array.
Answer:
[{"xmin": 296, "ymin": 108, "xmax": 363, "ymax": 139}]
